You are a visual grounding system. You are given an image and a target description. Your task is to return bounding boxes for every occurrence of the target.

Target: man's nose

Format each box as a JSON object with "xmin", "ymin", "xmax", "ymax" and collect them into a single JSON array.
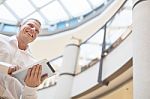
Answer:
[
  {"xmin": 31, "ymin": 27, "xmax": 35, "ymax": 32},
  {"xmin": 31, "ymin": 27, "xmax": 36, "ymax": 33}
]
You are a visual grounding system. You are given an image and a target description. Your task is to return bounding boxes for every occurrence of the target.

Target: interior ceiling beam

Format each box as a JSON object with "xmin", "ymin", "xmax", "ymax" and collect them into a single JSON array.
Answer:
[
  {"xmin": 27, "ymin": 0, "xmax": 49, "ymax": 25},
  {"xmin": 86, "ymin": 0, "xmax": 94, "ymax": 10},
  {"xmin": 57, "ymin": 0, "xmax": 72, "ymax": 18},
  {"xmin": 3, "ymin": 2, "xmax": 20, "ymax": 23},
  {"xmin": 0, "ymin": 0, "xmax": 5, "ymax": 4}
]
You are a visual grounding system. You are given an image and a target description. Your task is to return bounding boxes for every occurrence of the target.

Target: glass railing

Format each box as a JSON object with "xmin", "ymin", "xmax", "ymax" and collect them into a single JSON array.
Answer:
[
  {"xmin": 37, "ymin": 0, "xmax": 132, "ymax": 90},
  {"xmin": 76, "ymin": 0, "xmax": 132, "ymax": 75}
]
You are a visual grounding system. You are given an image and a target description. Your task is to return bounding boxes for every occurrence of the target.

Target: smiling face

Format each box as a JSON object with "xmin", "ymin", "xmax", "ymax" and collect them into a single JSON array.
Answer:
[{"xmin": 18, "ymin": 19, "xmax": 41, "ymax": 44}]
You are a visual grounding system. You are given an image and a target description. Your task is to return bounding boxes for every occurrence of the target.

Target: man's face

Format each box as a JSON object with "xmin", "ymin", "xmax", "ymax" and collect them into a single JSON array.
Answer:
[{"xmin": 19, "ymin": 20, "xmax": 41, "ymax": 43}]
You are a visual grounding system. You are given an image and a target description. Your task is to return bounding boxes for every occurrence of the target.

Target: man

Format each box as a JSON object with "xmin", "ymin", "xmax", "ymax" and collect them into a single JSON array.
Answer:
[
  {"xmin": 0, "ymin": 18, "xmax": 41, "ymax": 67},
  {"xmin": 0, "ymin": 64, "xmax": 42, "ymax": 99},
  {"xmin": 0, "ymin": 19, "xmax": 43, "ymax": 98}
]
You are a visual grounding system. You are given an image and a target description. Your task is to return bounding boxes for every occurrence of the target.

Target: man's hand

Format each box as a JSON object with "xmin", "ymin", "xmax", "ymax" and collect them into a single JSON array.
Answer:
[
  {"xmin": 24, "ymin": 64, "xmax": 42, "ymax": 87},
  {"xmin": 8, "ymin": 66, "xmax": 21, "ymax": 75}
]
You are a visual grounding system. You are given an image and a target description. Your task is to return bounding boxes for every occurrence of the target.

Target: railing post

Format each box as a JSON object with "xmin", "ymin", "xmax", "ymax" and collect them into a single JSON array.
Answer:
[{"xmin": 98, "ymin": 24, "xmax": 107, "ymax": 83}]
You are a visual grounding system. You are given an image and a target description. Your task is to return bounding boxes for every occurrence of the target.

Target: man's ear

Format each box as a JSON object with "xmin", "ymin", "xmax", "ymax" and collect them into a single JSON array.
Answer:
[
  {"xmin": 18, "ymin": 24, "xmax": 22, "ymax": 30},
  {"xmin": 17, "ymin": 20, "xmax": 22, "ymax": 28}
]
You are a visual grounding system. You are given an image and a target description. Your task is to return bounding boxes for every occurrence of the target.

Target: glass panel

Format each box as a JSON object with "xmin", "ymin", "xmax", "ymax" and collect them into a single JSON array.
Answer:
[
  {"xmin": 60, "ymin": 0, "xmax": 92, "ymax": 17},
  {"xmin": 88, "ymin": 29, "xmax": 104, "ymax": 44},
  {"xmin": 0, "ymin": 5, "xmax": 17, "ymax": 23},
  {"xmin": 110, "ymin": 10, "xmax": 132, "ymax": 27},
  {"xmin": 31, "ymin": 0, "xmax": 53, "ymax": 7},
  {"xmin": 88, "ymin": 0, "xmax": 105, "ymax": 8},
  {"xmin": 6, "ymin": 0, "xmax": 35, "ymax": 18},
  {"xmin": 68, "ymin": 18, "xmax": 78, "ymax": 26},
  {"xmin": 41, "ymin": 1, "xmax": 69, "ymax": 23},
  {"xmin": 57, "ymin": 21, "xmax": 66, "ymax": 29},
  {"xmin": 79, "ymin": 43, "xmax": 101, "ymax": 73},
  {"xmin": 48, "ymin": 24, "xmax": 57, "ymax": 32},
  {"xmin": 106, "ymin": 28, "xmax": 126, "ymax": 44},
  {"xmin": 106, "ymin": 0, "xmax": 132, "ymax": 47},
  {"xmin": 3, "ymin": 24, "xmax": 18, "ymax": 33},
  {"xmin": 78, "ymin": 29, "xmax": 104, "ymax": 73}
]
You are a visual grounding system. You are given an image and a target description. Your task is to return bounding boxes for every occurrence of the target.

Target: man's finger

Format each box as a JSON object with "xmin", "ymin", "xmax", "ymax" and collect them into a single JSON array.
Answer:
[
  {"xmin": 8, "ymin": 67, "xmax": 15, "ymax": 75},
  {"xmin": 37, "ymin": 65, "xmax": 42, "ymax": 79},
  {"xmin": 8, "ymin": 67, "xmax": 11, "ymax": 75},
  {"xmin": 25, "ymin": 68, "xmax": 32, "ymax": 81},
  {"xmin": 34, "ymin": 64, "xmax": 39, "ymax": 77}
]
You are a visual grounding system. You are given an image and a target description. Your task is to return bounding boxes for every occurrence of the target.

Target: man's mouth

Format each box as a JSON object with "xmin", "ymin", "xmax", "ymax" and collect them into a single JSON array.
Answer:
[{"xmin": 26, "ymin": 31, "xmax": 33, "ymax": 38}]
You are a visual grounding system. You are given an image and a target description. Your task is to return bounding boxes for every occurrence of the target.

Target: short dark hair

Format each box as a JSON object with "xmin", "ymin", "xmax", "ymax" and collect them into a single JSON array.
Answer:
[{"xmin": 21, "ymin": 18, "xmax": 41, "ymax": 26}]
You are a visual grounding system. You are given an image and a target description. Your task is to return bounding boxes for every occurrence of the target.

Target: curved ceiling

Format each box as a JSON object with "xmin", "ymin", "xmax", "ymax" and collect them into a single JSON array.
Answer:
[{"xmin": 0, "ymin": 0, "xmax": 106, "ymax": 26}]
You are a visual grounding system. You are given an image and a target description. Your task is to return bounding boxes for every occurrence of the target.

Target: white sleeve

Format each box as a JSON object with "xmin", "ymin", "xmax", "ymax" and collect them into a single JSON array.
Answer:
[
  {"xmin": 6, "ymin": 75, "xmax": 38, "ymax": 99},
  {"xmin": 0, "ymin": 38, "xmax": 10, "ymax": 62},
  {"xmin": 21, "ymin": 86, "xmax": 38, "ymax": 99}
]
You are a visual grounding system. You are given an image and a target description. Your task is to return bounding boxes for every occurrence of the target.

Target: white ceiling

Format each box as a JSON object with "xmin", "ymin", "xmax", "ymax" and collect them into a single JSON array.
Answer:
[{"xmin": 0, "ymin": 0, "xmax": 107, "ymax": 26}]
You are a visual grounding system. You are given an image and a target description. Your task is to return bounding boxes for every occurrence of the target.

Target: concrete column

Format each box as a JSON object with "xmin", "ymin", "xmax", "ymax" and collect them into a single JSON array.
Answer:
[
  {"xmin": 55, "ymin": 38, "xmax": 80, "ymax": 99},
  {"xmin": 133, "ymin": 0, "xmax": 150, "ymax": 99}
]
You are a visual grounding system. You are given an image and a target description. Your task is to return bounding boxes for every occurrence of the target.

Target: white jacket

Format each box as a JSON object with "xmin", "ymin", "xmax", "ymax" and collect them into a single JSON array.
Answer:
[
  {"xmin": 0, "ymin": 34, "xmax": 37, "ymax": 68},
  {"xmin": 0, "ymin": 72, "xmax": 37, "ymax": 99}
]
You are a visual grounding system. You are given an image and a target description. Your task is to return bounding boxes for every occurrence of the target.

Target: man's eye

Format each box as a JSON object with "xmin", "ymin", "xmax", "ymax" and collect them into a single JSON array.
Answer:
[
  {"xmin": 28, "ymin": 24, "xmax": 33, "ymax": 28},
  {"xmin": 35, "ymin": 30, "xmax": 39, "ymax": 33}
]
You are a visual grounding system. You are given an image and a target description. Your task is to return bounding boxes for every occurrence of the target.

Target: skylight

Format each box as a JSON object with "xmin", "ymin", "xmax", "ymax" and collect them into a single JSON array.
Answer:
[{"xmin": 0, "ymin": 0, "xmax": 106, "ymax": 26}]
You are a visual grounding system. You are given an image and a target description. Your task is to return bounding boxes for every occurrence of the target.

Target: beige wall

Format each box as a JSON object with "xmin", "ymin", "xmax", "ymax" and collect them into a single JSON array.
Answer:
[{"xmin": 101, "ymin": 80, "xmax": 133, "ymax": 99}]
